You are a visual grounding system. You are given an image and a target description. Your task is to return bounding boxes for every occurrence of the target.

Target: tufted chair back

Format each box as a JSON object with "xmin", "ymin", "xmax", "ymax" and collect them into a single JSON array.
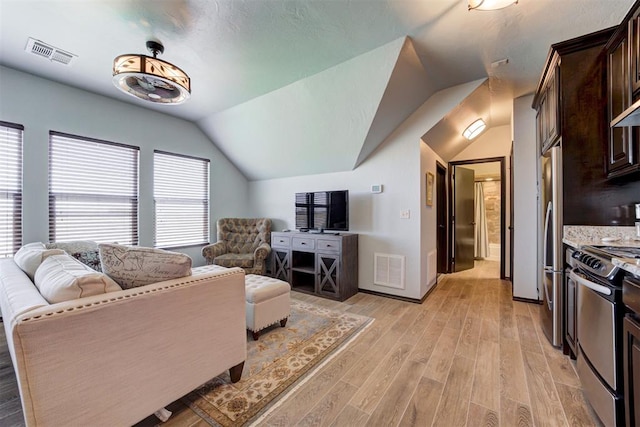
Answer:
[{"xmin": 217, "ymin": 218, "xmax": 271, "ymax": 254}]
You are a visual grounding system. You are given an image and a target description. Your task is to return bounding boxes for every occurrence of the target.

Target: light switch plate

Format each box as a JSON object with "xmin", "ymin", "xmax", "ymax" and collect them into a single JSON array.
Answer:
[
  {"xmin": 371, "ymin": 184, "xmax": 383, "ymax": 193},
  {"xmin": 400, "ymin": 209, "xmax": 410, "ymax": 219}
]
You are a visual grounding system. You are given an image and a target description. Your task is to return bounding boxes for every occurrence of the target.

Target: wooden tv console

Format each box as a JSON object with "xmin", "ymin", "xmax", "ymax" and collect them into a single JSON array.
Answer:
[{"xmin": 270, "ymin": 231, "xmax": 358, "ymax": 301}]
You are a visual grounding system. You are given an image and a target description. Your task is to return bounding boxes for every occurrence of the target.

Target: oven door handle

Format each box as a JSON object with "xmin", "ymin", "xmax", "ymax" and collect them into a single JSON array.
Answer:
[{"xmin": 569, "ymin": 270, "xmax": 612, "ymax": 296}]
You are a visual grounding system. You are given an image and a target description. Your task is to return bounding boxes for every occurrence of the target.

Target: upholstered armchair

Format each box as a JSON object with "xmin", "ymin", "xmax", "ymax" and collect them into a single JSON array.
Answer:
[{"xmin": 202, "ymin": 218, "xmax": 272, "ymax": 275}]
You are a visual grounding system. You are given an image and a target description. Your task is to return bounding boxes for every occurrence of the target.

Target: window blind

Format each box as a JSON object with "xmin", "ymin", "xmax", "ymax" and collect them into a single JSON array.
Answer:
[
  {"xmin": 49, "ymin": 132, "xmax": 139, "ymax": 245},
  {"xmin": 0, "ymin": 122, "xmax": 23, "ymax": 258},
  {"xmin": 154, "ymin": 150, "xmax": 209, "ymax": 248}
]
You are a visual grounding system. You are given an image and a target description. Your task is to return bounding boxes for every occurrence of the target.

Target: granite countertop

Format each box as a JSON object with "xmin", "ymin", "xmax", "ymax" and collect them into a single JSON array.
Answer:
[
  {"xmin": 613, "ymin": 258, "xmax": 640, "ymax": 276},
  {"xmin": 563, "ymin": 225, "xmax": 640, "ymax": 249},
  {"xmin": 563, "ymin": 225, "xmax": 640, "ymax": 275}
]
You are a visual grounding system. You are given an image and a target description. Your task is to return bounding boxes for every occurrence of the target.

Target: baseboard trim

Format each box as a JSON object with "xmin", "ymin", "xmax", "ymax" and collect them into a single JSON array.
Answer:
[
  {"xmin": 513, "ymin": 296, "xmax": 541, "ymax": 304},
  {"xmin": 358, "ymin": 282, "xmax": 437, "ymax": 305}
]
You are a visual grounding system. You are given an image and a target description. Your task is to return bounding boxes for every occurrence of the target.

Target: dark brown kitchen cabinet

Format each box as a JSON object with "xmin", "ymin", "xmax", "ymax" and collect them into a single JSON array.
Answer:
[
  {"xmin": 624, "ymin": 315, "xmax": 640, "ymax": 427},
  {"xmin": 533, "ymin": 28, "xmax": 616, "ymax": 226},
  {"xmin": 630, "ymin": 7, "xmax": 640, "ymax": 97},
  {"xmin": 535, "ymin": 61, "xmax": 560, "ymax": 155},
  {"xmin": 607, "ymin": 28, "xmax": 639, "ymax": 177}
]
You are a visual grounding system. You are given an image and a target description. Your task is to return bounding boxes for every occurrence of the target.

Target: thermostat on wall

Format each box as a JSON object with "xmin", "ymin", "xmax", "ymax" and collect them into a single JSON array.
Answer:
[{"xmin": 371, "ymin": 184, "xmax": 383, "ymax": 193}]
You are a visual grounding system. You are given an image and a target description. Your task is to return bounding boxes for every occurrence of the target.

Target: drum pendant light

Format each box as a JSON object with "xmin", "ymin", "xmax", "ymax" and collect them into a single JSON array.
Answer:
[
  {"xmin": 113, "ymin": 40, "xmax": 191, "ymax": 105},
  {"xmin": 468, "ymin": 0, "xmax": 518, "ymax": 11}
]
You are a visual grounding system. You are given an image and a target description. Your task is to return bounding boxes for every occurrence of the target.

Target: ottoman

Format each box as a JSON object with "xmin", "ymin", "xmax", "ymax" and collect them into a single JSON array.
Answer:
[{"xmin": 244, "ymin": 274, "xmax": 291, "ymax": 340}]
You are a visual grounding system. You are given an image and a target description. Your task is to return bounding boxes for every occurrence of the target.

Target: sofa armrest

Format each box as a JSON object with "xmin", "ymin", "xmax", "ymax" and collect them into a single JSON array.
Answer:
[
  {"xmin": 202, "ymin": 241, "xmax": 227, "ymax": 263},
  {"xmin": 10, "ymin": 268, "xmax": 247, "ymax": 427}
]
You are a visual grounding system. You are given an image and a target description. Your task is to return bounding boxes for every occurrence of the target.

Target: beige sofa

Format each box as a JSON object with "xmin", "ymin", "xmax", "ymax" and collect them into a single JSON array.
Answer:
[{"xmin": 0, "ymin": 258, "xmax": 247, "ymax": 426}]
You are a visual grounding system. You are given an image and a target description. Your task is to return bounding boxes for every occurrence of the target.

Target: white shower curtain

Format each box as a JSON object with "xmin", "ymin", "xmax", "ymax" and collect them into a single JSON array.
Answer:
[{"xmin": 474, "ymin": 182, "xmax": 489, "ymax": 259}]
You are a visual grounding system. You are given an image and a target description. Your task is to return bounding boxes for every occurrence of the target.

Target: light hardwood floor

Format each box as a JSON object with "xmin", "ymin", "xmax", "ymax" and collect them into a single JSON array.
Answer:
[
  {"xmin": 0, "ymin": 260, "xmax": 602, "ymax": 426},
  {"xmin": 256, "ymin": 260, "xmax": 601, "ymax": 427}
]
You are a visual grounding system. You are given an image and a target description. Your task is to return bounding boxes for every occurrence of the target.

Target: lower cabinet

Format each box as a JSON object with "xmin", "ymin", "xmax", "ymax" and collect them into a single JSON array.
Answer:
[
  {"xmin": 624, "ymin": 315, "xmax": 640, "ymax": 427},
  {"xmin": 270, "ymin": 231, "xmax": 358, "ymax": 301},
  {"xmin": 272, "ymin": 249, "xmax": 291, "ymax": 283}
]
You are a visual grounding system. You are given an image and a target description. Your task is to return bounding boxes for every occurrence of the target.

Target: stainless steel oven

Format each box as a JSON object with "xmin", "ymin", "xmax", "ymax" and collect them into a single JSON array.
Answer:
[
  {"xmin": 564, "ymin": 247, "xmax": 577, "ymax": 358},
  {"xmin": 571, "ymin": 246, "xmax": 626, "ymax": 427}
]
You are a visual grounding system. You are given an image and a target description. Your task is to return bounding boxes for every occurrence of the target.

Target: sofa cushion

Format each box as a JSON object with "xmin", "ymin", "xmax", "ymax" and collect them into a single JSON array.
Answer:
[
  {"xmin": 34, "ymin": 254, "xmax": 122, "ymax": 304},
  {"xmin": 99, "ymin": 243, "xmax": 193, "ymax": 289},
  {"xmin": 45, "ymin": 241, "xmax": 102, "ymax": 272},
  {"xmin": 14, "ymin": 242, "xmax": 65, "ymax": 280}
]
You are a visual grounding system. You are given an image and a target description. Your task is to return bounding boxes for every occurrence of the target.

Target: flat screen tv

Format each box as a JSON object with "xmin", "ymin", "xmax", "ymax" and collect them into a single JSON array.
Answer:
[{"xmin": 295, "ymin": 190, "xmax": 349, "ymax": 232}]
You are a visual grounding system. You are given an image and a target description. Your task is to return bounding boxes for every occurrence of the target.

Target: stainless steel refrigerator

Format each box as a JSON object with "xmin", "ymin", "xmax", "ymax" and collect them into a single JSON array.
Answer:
[{"xmin": 540, "ymin": 145, "xmax": 563, "ymax": 347}]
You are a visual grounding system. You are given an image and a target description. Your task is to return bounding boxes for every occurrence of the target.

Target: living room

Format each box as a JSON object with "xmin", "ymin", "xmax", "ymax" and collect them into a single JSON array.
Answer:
[{"xmin": 1, "ymin": 0, "xmax": 636, "ymax": 426}]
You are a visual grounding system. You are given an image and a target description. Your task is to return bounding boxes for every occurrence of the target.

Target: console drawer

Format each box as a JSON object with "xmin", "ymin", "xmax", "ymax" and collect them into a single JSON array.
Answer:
[
  {"xmin": 272, "ymin": 235, "xmax": 291, "ymax": 248},
  {"xmin": 292, "ymin": 237, "xmax": 315, "ymax": 251},
  {"xmin": 317, "ymin": 239, "xmax": 340, "ymax": 253}
]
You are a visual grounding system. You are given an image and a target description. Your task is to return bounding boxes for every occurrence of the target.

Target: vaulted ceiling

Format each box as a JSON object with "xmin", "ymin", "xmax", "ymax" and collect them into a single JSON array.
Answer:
[{"xmin": 0, "ymin": 0, "xmax": 634, "ymax": 179}]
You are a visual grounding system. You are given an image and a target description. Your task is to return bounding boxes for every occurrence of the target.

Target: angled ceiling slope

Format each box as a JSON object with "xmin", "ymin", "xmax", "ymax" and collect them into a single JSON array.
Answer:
[
  {"xmin": 354, "ymin": 37, "xmax": 437, "ymax": 168},
  {"xmin": 421, "ymin": 79, "xmax": 492, "ymax": 162},
  {"xmin": 197, "ymin": 36, "xmax": 433, "ymax": 181}
]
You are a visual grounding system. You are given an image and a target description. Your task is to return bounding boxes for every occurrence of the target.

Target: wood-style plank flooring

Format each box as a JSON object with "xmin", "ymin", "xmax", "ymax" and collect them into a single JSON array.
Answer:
[{"xmin": 0, "ymin": 260, "xmax": 602, "ymax": 426}]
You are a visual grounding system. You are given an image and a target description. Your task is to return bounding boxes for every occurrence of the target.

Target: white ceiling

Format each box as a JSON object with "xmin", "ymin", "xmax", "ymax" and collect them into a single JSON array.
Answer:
[{"xmin": 0, "ymin": 0, "xmax": 634, "ymax": 176}]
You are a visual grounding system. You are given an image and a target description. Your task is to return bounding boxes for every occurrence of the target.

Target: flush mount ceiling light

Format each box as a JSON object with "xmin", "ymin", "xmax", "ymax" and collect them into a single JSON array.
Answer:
[
  {"xmin": 468, "ymin": 0, "xmax": 518, "ymax": 10},
  {"xmin": 113, "ymin": 40, "xmax": 190, "ymax": 105},
  {"xmin": 463, "ymin": 119, "xmax": 487, "ymax": 140}
]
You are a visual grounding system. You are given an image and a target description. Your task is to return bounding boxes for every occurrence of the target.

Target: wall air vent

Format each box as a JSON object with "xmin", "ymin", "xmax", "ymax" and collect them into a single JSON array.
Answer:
[
  {"xmin": 25, "ymin": 38, "xmax": 76, "ymax": 66},
  {"xmin": 374, "ymin": 253, "xmax": 405, "ymax": 289}
]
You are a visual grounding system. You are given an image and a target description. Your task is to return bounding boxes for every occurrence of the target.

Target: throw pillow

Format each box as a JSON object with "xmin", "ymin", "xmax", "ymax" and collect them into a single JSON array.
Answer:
[
  {"xmin": 98, "ymin": 243, "xmax": 193, "ymax": 289},
  {"xmin": 45, "ymin": 241, "xmax": 102, "ymax": 272},
  {"xmin": 34, "ymin": 254, "xmax": 122, "ymax": 304},
  {"xmin": 14, "ymin": 242, "xmax": 66, "ymax": 280}
]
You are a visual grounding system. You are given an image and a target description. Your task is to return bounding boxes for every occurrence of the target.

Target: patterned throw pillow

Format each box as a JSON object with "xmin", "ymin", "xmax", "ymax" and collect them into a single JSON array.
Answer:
[
  {"xmin": 45, "ymin": 241, "xmax": 103, "ymax": 272},
  {"xmin": 34, "ymin": 254, "xmax": 122, "ymax": 304},
  {"xmin": 98, "ymin": 243, "xmax": 193, "ymax": 289}
]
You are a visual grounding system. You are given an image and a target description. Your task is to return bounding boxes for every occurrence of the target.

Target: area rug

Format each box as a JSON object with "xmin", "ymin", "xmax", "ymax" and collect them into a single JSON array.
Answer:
[{"xmin": 182, "ymin": 299, "xmax": 373, "ymax": 426}]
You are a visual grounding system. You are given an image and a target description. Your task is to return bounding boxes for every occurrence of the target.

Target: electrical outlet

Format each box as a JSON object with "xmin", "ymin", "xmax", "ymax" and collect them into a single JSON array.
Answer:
[{"xmin": 400, "ymin": 209, "xmax": 410, "ymax": 219}]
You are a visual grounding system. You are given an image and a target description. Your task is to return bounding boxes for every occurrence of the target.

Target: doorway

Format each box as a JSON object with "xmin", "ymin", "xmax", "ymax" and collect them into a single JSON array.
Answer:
[
  {"xmin": 448, "ymin": 157, "xmax": 507, "ymax": 279},
  {"xmin": 436, "ymin": 161, "xmax": 447, "ymax": 274}
]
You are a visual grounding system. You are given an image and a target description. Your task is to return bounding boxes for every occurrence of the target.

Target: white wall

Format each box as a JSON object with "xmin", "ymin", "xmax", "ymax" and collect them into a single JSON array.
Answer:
[
  {"xmin": 250, "ymin": 79, "xmax": 484, "ymax": 300},
  {"xmin": 0, "ymin": 66, "xmax": 250, "ymax": 266},
  {"xmin": 249, "ymin": 130, "xmax": 423, "ymax": 299},
  {"xmin": 512, "ymin": 95, "xmax": 539, "ymax": 300},
  {"xmin": 451, "ymin": 125, "xmax": 512, "ymax": 278},
  {"xmin": 420, "ymin": 141, "xmax": 447, "ymax": 296}
]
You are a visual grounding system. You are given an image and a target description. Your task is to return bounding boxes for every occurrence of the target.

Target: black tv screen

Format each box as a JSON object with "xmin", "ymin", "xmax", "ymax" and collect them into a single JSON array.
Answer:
[{"xmin": 295, "ymin": 190, "xmax": 349, "ymax": 231}]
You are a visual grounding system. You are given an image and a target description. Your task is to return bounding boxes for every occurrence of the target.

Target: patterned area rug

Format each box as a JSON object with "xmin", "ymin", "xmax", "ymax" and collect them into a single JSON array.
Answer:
[{"xmin": 183, "ymin": 299, "xmax": 373, "ymax": 426}]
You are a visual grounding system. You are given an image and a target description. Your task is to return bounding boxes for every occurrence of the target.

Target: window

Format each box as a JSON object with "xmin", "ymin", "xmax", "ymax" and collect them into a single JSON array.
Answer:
[
  {"xmin": 154, "ymin": 151, "xmax": 209, "ymax": 248},
  {"xmin": 49, "ymin": 132, "xmax": 139, "ymax": 244},
  {"xmin": 0, "ymin": 122, "xmax": 23, "ymax": 258}
]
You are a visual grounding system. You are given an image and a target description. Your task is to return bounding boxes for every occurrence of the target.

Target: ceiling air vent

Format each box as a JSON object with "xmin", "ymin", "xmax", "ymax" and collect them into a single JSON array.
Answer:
[{"xmin": 25, "ymin": 38, "xmax": 76, "ymax": 66}]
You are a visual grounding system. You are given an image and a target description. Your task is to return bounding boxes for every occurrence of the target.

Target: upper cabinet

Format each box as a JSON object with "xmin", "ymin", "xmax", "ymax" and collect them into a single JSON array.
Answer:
[
  {"xmin": 606, "ymin": 2, "xmax": 640, "ymax": 178},
  {"xmin": 607, "ymin": 28, "xmax": 638, "ymax": 177},
  {"xmin": 535, "ymin": 60, "xmax": 561, "ymax": 155}
]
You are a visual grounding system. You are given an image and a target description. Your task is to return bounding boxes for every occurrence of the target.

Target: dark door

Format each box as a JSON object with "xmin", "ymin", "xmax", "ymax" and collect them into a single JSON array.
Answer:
[
  {"xmin": 436, "ymin": 163, "xmax": 447, "ymax": 274},
  {"xmin": 454, "ymin": 166, "xmax": 475, "ymax": 272}
]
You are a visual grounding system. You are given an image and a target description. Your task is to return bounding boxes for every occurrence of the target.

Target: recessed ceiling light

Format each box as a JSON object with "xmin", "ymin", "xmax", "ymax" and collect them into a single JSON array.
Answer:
[{"xmin": 463, "ymin": 119, "xmax": 487, "ymax": 140}]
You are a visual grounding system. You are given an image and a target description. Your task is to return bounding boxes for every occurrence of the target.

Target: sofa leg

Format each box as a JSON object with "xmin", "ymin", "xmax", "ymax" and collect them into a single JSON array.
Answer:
[
  {"xmin": 280, "ymin": 318, "xmax": 288, "ymax": 328},
  {"xmin": 252, "ymin": 330, "xmax": 261, "ymax": 341},
  {"xmin": 229, "ymin": 361, "xmax": 244, "ymax": 383}
]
